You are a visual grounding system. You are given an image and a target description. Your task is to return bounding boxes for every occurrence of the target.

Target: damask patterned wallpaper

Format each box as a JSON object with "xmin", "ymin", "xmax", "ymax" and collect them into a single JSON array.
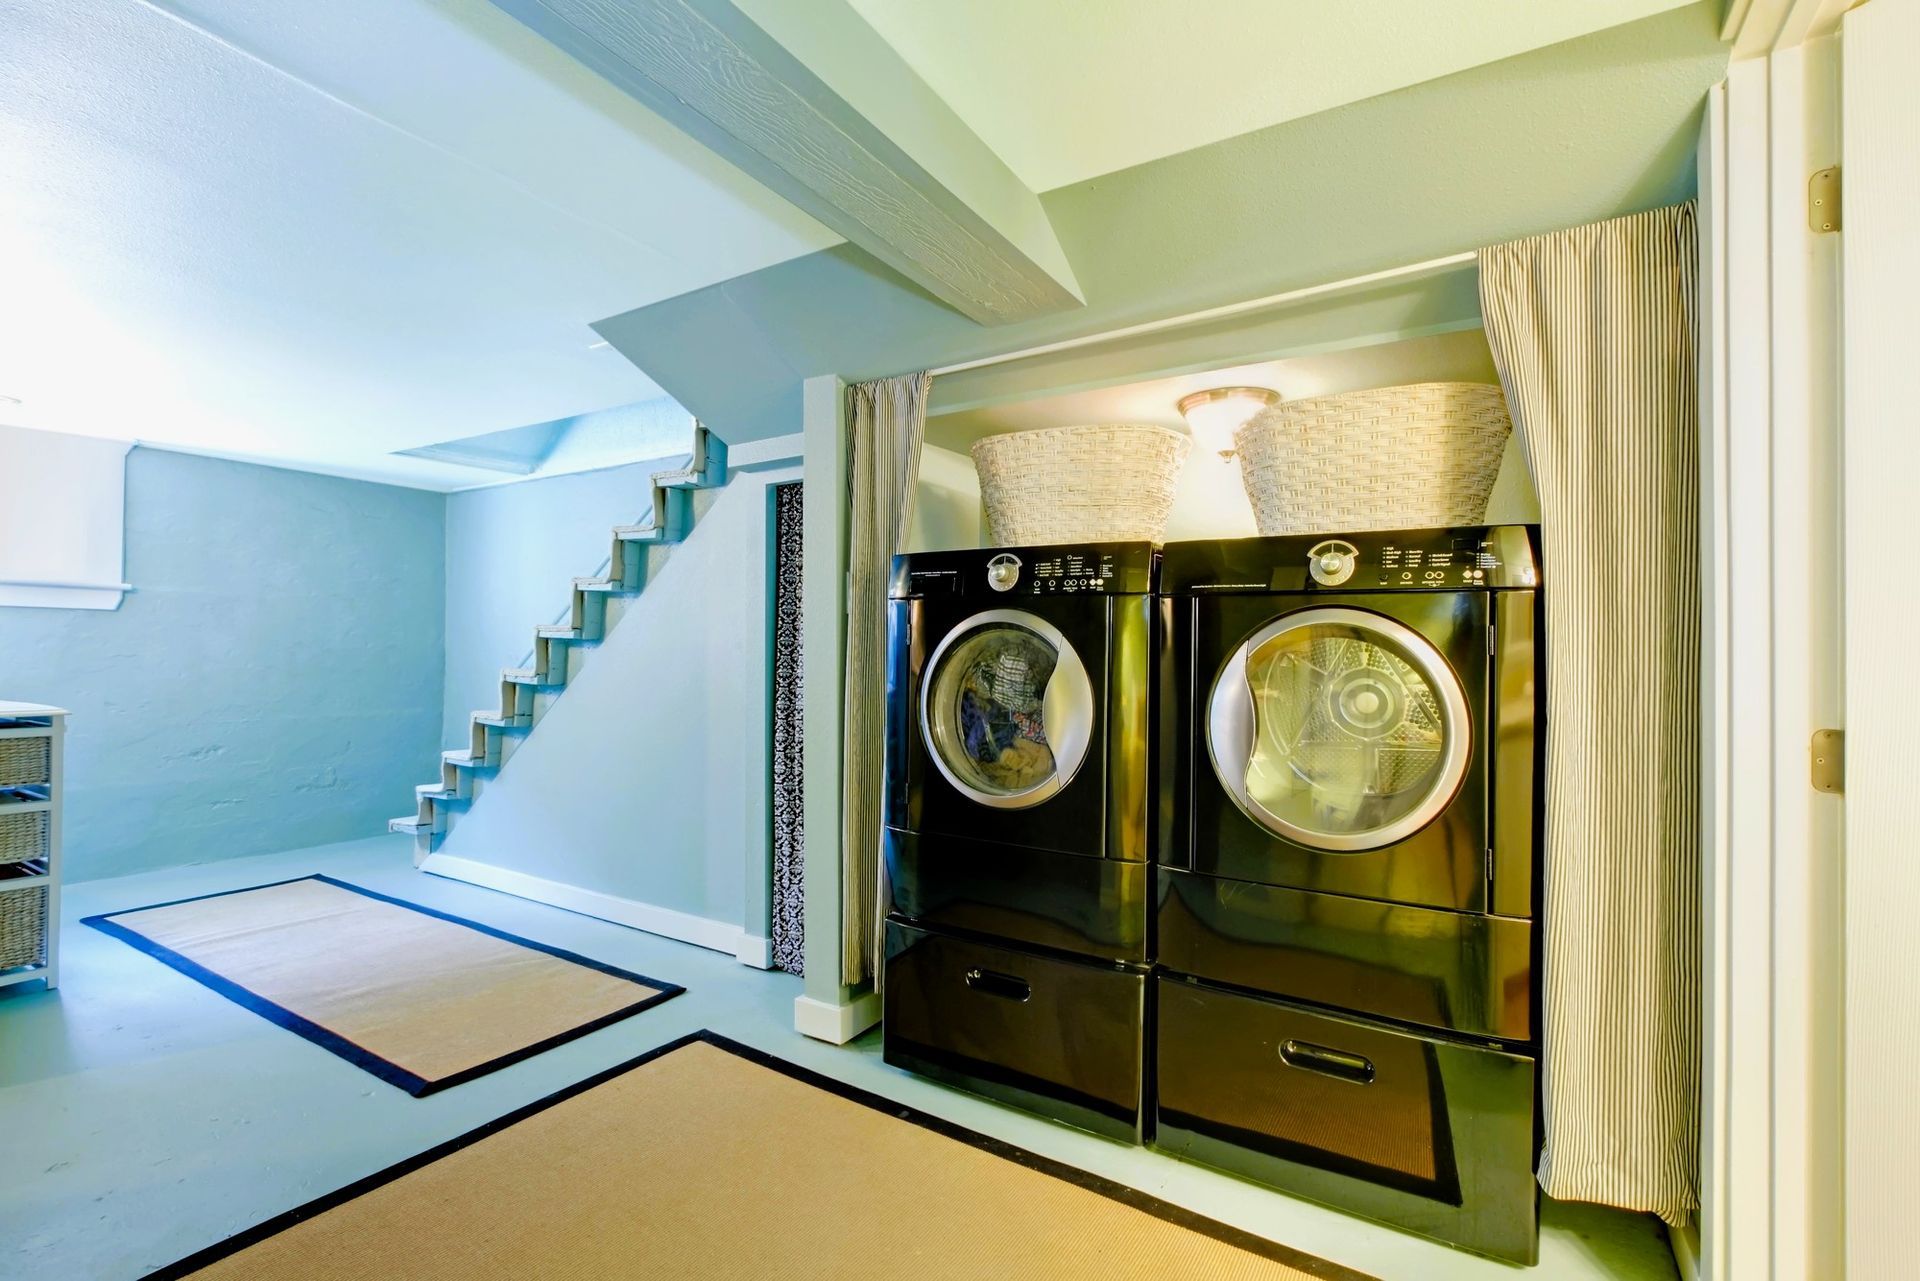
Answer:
[{"xmin": 770, "ymin": 482, "xmax": 805, "ymax": 974}]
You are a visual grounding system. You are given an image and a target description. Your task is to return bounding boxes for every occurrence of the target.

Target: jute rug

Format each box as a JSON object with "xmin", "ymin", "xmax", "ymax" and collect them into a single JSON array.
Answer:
[
  {"xmin": 84, "ymin": 874, "xmax": 682, "ymax": 1095},
  {"xmin": 147, "ymin": 1031, "xmax": 1375, "ymax": 1281}
]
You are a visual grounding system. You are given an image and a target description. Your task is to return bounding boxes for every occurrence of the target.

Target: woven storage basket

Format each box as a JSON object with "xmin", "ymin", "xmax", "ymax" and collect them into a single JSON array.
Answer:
[
  {"xmin": 0, "ymin": 811, "xmax": 47, "ymax": 867},
  {"xmin": 971, "ymin": 424, "xmax": 1192, "ymax": 546},
  {"xmin": 0, "ymin": 737, "xmax": 50, "ymax": 789},
  {"xmin": 1234, "ymin": 382, "xmax": 1512, "ymax": 536},
  {"xmin": 0, "ymin": 886, "xmax": 46, "ymax": 971}
]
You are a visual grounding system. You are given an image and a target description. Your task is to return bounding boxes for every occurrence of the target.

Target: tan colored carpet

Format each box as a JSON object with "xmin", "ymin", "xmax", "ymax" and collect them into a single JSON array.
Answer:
[
  {"xmin": 85, "ymin": 875, "xmax": 680, "ymax": 1095},
  {"xmin": 153, "ymin": 1033, "xmax": 1375, "ymax": 1281}
]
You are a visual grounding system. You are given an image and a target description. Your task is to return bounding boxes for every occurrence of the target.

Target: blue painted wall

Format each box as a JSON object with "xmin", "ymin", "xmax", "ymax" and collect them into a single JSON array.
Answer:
[{"xmin": 0, "ymin": 447, "xmax": 445, "ymax": 882}]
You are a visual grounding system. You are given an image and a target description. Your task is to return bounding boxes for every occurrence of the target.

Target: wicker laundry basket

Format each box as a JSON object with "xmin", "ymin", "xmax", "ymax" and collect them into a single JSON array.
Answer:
[
  {"xmin": 0, "ymin": 737, "xmax": 49, "ymax": 789},
  {"xmin": 1234, "ymin": 382, "xmax": 1513, "ymax": 536},
  {"xmin": 0, "ymin": 811, "xmax": 47, "ymax": 867},
  {"xmin": 971, "ymin": 424, "xmax": 1192, "ymax": 546},
  {"xmin": 0, "ymin": 886, "xmax": 46, "ymax": 970}
]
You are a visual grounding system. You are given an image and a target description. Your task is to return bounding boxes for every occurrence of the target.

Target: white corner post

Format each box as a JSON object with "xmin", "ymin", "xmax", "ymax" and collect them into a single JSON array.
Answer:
[{"xmin": 793, "ymin": 374, "xmax": 881, "ymax": 1043}]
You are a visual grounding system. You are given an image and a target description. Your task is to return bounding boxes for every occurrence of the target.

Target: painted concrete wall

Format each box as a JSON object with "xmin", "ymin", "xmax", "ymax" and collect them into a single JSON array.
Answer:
[
  {"xmin": 907, "ymin": 442, "xmax": 982, "ymax": 552},
  {"xmin": 438, "ymin": 460, "xmax": 799, "ymax": 945},
  {"xmin": 441, "ymin": 456, "xmax": 677, "ymax": 746},
  {"xmin": 0, "ymin": 447, "xmax": 444, "ymax": 881}
]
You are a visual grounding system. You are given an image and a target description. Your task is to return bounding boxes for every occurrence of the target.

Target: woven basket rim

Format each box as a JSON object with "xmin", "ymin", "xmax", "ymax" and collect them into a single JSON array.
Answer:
[
  {"xmin": 1244, "ymin": 380, "xmax": 1505, "ymax": 420},
  {"xmin": 969, "ymin": 422, "xmax": 1191, "ymax": 458}
]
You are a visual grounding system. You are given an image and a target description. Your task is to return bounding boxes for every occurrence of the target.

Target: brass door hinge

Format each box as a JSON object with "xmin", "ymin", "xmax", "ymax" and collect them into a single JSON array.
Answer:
[
  {"xmin": 1811, "ymin": 728, "xmax": 1844, "ymax": 794},
  {"xmin": 1809, "ymin": 166, "xmax": 1841, "ymax": 233}
]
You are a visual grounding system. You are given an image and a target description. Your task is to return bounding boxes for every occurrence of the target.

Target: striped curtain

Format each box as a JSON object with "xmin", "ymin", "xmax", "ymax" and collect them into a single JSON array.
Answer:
[
  {"xmin": 841, "ymin": 373, "xmax": 930, "ymax": 986},
  {"xmin": 1477, "ymin": 204, "xmax": 1700, "ymax": 1223}
]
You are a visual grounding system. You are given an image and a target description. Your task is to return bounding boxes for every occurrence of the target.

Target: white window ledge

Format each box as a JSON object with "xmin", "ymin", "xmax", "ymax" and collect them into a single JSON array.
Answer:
[{"xmin": 0, "ymin": 577, "xmax": 132, "ymax": 611}]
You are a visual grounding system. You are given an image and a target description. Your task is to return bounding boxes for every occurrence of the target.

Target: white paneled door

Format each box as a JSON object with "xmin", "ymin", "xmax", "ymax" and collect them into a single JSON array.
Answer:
[{"xmin": 1842, "ymin": 2, "xmax": 1920, "ymax": 1278}]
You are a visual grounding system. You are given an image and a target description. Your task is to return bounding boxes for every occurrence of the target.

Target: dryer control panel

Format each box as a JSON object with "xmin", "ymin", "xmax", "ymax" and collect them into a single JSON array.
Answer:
[
  {"xmin": 1161, "ymin": 525, "xmax": 1539, "ymax": 595},
  {"xmin": 1372, "ymin": 534, "xmax": 1515, "ymax": 588}
]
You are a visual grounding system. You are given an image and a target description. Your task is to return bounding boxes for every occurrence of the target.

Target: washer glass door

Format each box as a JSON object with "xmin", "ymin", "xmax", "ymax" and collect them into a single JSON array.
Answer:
[
  {"xmin": 920, "ymin": 609, "xmax": 1094, "ymax": 810},
  {"xmin": 1208, "ymin": 606, "xmax": 1470, "ymax": 851}
]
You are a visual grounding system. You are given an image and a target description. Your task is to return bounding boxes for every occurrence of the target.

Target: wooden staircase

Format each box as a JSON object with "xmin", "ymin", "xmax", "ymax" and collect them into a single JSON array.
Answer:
[{"xmin": 389, "ymin": 424, "xmax": 728, "ymax": 863}]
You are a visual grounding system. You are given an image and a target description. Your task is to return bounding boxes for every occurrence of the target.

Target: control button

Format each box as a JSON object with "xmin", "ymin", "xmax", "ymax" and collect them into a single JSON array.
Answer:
[
  {"xmin": 1308, "ymin": 539, "xmax": 1359, "ymax": 587},
  {"xmin": 986, "ymin": 553, "xmax": 1021, "ymax": 592}
]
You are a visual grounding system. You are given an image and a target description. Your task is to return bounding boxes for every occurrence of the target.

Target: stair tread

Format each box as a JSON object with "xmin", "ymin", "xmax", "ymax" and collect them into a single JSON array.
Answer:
[
  {"xmin": 415, "ymin": 784, "xmax": 458, "ymax": 799},
  {"xmin": 388, "ymin": 816, "xmax": 428, "ymax": 833},
  {"xmin": 502, "ymin": 668, "xmax": 561, "ymax": 685},
  {"xmin": 572, "ymin": 577, "xmax": 629, "ymax": 593},
  {"xmin": 613, "ymin": 524, "xmax": 666, "ymax": 541},
  {"xmin": 535, "ymin": 626, "xmax": 582, "ymax": 639}
]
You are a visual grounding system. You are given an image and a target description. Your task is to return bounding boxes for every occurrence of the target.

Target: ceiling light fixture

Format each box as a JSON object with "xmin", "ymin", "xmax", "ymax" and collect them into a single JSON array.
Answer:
[{"xmin": 1177, "ymin": 386, "xmax": 1280, "ymax": 459}]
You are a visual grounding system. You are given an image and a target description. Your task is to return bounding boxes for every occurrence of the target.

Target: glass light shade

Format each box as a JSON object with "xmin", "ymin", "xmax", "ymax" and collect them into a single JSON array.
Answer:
[{"xmin": 1177, "ymin": 386, "xmax": 1281, "ymax": 457}]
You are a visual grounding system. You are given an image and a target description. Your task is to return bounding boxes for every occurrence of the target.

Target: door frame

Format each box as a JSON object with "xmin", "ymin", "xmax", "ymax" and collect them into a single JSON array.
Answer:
[
  {"xmin": 1835, "ymin": 5, "xmax": 1918, "ymax": 1278},
  {"xmin": 1698, "ymin": 5, "xmax": 1848, "ymax": 1277}
]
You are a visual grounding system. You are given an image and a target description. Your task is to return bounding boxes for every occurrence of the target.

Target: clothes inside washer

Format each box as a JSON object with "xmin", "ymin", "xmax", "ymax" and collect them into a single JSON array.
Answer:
[{"xmin": 940, "ymin": 627, "xmax": 1056, "ymax": 795}]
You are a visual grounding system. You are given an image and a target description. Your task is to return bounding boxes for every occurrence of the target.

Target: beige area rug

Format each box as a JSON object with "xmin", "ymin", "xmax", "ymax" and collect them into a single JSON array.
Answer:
[
  {"xmin": 148, "ymin": 1032, "xmax": 1377, "ymax": 1281},
  {"xmin": 84, "ymin": 874, "xmax": 682, "ymax": 1095}
]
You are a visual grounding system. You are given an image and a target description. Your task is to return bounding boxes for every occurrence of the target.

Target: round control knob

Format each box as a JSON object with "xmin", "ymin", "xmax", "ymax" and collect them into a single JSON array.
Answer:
[
  {"xmin": 986, "ymin": 553, "xmax": 1021, "ymax": 592},
  {"xmin": 1307, "ymin": 540, "xmax": 1358, "ymax": 587}
]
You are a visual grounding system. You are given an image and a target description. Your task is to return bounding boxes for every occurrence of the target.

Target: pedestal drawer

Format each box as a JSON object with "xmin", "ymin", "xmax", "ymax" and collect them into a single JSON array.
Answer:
[
  {"xmin": 1153, "ymin": 976, "xmax": 1537, "ymax": 1263},
  {"xmin": 883, "ymin": 920, "xmax": 1145, "ymax": 1141}
]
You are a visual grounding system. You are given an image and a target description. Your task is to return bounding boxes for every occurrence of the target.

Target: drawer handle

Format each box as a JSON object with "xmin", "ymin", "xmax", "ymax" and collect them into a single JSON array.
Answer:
[
  {"xmin": 1279, "ymin": 1038, "xmax": 1375, "ymax": 1085},
  {"xmin": 963, "ymin": 967, "xmax": 1031, "ymax": 1002}
]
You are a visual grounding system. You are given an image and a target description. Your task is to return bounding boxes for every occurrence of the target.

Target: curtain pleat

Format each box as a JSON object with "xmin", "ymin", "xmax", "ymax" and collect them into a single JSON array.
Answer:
[
  {"xmin": 841, "ymin": 373, "xmax": 930, "ymax": 986},
  {"xmin": 1477, "ymin": 203, "xmax": 1701, "ymax": 1223}
]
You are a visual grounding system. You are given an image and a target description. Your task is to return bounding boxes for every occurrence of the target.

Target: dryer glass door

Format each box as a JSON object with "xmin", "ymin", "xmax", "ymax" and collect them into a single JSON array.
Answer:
[
  {"xmin": 1208, "ymin": 607, "xmax": 1470, "ymax": 852},
  {"xmin": 920, "ymin": 608, "xmax": 1094, "ymax": 810}
]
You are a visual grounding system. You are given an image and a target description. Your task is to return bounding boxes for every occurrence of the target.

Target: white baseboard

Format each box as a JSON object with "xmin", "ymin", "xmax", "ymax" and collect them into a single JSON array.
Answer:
[
  {"xmin": 421, "ymin": 854, "xmax": 746, "ymax": 958},
  {"xmin": 793, "ymin": 990, "xmax": 882, "ymax": 1044},
  {"xmin": 734, "ymin": 934, "xmax": 773, "ymax": 970},
  {"xmin": 1668, "ymin": 1219, "xmax": 1701, "ymax": 1281}
]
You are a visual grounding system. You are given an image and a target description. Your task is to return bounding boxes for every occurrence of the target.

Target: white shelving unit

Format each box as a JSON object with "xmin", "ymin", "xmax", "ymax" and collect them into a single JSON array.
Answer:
[{"xmin": 0, "ymin": 701, "xmax": 66, "ymax": 991}]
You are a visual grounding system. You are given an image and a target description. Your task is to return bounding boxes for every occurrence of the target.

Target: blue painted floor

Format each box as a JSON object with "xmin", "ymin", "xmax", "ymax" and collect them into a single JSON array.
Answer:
[{"xmin": 0, "ymin": 835, "xmax": 1677, "ymax": 1280}]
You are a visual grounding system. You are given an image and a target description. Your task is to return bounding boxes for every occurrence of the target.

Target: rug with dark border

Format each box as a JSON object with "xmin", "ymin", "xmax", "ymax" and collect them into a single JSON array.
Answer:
[
  {"xmin": 83, "ymin": 874, "xmax": 683, "ymax": 1096},
  {"xmin": 145, "ymin": 1029, "xmax": 1377, "ymax": 1280}
]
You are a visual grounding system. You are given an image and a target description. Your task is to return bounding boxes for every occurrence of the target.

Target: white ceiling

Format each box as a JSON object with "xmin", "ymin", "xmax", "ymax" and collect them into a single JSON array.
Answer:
[
  {"xmin": 0, "ymin": 0, "xmax": 839, "ymax": 489},
  {"xmin": 847, "ymin": 0, "xmax": 1701, "ymax": 190}
]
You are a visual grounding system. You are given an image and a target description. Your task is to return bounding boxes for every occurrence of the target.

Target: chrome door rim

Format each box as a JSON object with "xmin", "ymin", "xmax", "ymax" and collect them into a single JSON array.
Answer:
[
  {"xmin": 1206, "ymin": 606, "xmax": 1471, "ymax": 852},
  {"xmin": 919, "ymin": 608, "xmax": 1095, "ymax": 810}
]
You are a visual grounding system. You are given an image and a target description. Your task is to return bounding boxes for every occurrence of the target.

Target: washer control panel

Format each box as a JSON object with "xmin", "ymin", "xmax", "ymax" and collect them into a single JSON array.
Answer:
[
  {"xmin": 1026, "ymin": 549, "xmax": 1121, "ymax": 595},
  {"xmin": 895, "ymin": 542, "xmax": 1156, "ymax": 600}
]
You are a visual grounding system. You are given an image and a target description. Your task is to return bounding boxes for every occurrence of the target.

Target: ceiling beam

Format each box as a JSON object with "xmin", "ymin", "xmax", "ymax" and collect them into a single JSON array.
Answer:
[{"xmin": 493, "ymin": 0, "xmax": 1084, "ymax": 326}]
